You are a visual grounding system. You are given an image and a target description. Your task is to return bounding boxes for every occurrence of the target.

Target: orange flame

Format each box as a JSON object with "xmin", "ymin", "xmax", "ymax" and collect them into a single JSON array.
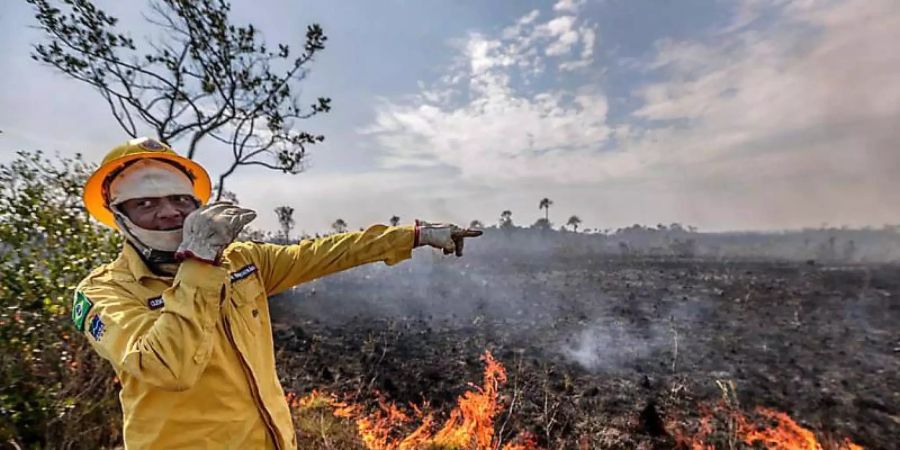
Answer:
[
  {"xmin": 292, "ymin": 354, "xmax": 866, "ymax": 450},
  {"xmin": 736, "ymin": 407, "xmax": 863, "ymax": 450},
  {"xmin": 293, "ymin": 351, "xmax": 540, "ymax": 450},
  {"xmin": 430, "ymin": 351, "xmax": 508, "ymax": 449},
  {"xmin": 677, "ymin": 404, "xmax": 864, "ymax": 450}
]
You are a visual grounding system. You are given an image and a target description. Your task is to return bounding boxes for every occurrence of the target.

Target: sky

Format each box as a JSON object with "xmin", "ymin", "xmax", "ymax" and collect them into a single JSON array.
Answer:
[{"xmin": 2, "ymin": 0, "xmax": 899, "ymax": 234}]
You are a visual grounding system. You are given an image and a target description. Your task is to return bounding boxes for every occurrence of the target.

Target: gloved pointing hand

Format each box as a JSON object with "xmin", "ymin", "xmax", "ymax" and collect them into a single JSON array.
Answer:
[
  {"xmin": 415, "ymin": 220, "xmax": 483, "ymax": 257},
  {"xmin": 176, "ymin": 202, "xmax": 257, "ymax": 264}
]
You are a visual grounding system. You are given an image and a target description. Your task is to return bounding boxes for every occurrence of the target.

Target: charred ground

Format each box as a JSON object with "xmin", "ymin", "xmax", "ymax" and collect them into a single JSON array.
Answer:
[{"xmin": 270, "ymin": 242, "xmax": 899, "ymax": 449}]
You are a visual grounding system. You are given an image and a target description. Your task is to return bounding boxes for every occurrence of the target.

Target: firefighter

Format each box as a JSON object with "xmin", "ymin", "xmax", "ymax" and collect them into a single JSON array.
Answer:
[{"xmin": 73, "ymin": 137, "xmax": 481, "ymax": 450}]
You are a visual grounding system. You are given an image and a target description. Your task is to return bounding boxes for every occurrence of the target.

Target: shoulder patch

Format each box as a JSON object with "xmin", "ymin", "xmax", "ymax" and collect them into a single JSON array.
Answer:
[
  {"xmin": 230, "ymin": 264, "xmax": 258, "ymax": 282},
  {"xmin": 147, "ymin": 295, "xmax": 165, "ymax": 310},
  {"xmin": 72, "ymin": 291, "xmax": 93, "ymax": 332},
  {"xmin": 88, "ymin": 315, "xmax": 106, "ymax": 341}
]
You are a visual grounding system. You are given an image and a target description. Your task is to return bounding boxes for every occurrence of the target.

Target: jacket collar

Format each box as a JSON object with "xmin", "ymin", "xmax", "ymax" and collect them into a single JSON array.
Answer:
[{"xmin": 116, "ymin": 243, "xmax": 177, "ymax": 282}]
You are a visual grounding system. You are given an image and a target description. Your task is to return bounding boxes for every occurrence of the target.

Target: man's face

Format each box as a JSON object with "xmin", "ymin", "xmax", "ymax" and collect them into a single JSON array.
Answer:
[{"xmin": 117, "ymin": 195, "xmax": 199, "ymax": 230}]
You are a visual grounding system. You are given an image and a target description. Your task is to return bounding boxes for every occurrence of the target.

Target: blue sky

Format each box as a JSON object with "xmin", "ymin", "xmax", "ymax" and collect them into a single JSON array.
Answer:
[{"xmin": 2, "ymin": 0, "xmax": 899, "ymax": 234}]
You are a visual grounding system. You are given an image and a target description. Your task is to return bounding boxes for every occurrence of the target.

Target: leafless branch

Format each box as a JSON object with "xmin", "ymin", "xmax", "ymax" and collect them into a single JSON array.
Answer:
[{"xmin": 29, "ymin": 0, "xmax": 329, "ymax": 196}]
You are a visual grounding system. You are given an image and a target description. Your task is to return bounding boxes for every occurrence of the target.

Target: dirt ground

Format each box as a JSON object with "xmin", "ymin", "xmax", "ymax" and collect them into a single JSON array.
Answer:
[{"xmin": 270, "ymin": 252, "xmax": 900, "ymax": 449}]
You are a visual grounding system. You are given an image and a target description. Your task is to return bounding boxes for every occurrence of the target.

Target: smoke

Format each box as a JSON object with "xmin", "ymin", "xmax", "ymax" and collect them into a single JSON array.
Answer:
[
  {"xmin": 272, "ymin": 227, "xmax": 900, "ymax": 336},
  {"xmin": 559, "ymin": 284, "xmax": 710, "ymax": 373},
  {"xmin": 278, "ymin": 248, "xmax": 546, "ymax": 326},
  {"xmin": 272, "ymin": 228, "xmax": 738, "ymax": 373},
  {"xmin": 561, "ymin": 319, "xmax": 658, "ymax": 372}
]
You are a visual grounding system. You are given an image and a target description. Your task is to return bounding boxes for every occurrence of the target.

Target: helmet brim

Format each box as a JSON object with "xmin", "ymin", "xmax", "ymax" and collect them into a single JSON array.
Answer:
[{"xmin": 83, "ymin": 151, "xmax": 212, "ymax": 229}]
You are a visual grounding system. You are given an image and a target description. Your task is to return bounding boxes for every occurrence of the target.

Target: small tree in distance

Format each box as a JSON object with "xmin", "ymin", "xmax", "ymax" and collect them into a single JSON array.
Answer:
[
  {"xmin": 567, "ymin": 215, "xmax": 582, "ymax": 232},
  {"xmin": 500, "ymin": 210, "xmax": 514, "ymax": 229},
  {"xmin": 389, "ymin": 215, "xmax": 400, "ymax": 226},
  {"xmin": 470, "ymin": 219, "xmax": 484, "ymax": 229},
  {"xmin": 274, "ymin": 206, "xmax": 295, "ymax": 242},
  {"xmin": 532, "ymin": 217, "xmax": 551, "ymax": 231},
  {"xmin": 539, "ymin": 198, "xmax": 553, "ymax": 221},
  {"xmin": 332, "ymin": 218, "xmax": 347, "ymax": 233}
]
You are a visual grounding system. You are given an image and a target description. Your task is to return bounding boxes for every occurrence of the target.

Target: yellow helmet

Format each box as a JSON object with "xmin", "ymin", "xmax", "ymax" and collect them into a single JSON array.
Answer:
[{"xmin": 83, "ymin": 137, "xmax": 212, "ymax": 229}]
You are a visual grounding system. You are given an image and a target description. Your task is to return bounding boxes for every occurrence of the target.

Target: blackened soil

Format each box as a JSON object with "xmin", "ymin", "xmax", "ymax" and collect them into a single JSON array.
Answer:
[{"xmin": 271, "ymin": 254, "xmax": 900, "ymax": 449}]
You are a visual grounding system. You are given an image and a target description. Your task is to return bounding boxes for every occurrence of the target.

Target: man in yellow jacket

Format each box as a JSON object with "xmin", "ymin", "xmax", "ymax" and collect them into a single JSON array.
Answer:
[{"xmin": 73, "ymin": 137, "xmax": 481, "ymax": 450}]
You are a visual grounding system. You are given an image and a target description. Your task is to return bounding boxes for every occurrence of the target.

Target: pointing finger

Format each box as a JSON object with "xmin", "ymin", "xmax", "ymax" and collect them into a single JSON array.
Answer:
[{"xmin": 452, "ymin": 228, "xmax": 483, "ymax": 238}]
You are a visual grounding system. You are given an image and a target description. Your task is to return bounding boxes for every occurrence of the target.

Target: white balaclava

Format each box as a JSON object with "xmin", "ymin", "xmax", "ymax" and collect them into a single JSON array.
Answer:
[{"xmin": 108, "ymin": 159, "xmax": 196, "ymax": 255}]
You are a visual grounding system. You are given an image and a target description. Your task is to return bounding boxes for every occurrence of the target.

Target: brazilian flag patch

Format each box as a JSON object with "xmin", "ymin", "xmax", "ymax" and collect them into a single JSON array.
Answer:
[{"xmin": 72, "ymin": 290, "xmax": 93, "ymax": 332}]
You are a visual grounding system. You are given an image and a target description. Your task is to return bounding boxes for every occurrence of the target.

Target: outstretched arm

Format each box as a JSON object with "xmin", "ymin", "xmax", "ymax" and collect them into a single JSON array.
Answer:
[{"xmin": 244, "ymin": 224, "xmax": 416, "ymax": 296}]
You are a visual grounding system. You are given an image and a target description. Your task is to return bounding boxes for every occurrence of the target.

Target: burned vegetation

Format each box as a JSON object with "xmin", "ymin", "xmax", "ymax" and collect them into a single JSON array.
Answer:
[{"xmin": 268, "ymin": 229, "xmax": 900, "ymax": 449}]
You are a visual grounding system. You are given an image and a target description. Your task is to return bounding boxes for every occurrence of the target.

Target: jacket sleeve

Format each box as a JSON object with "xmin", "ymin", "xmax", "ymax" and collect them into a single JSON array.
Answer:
[
  {"xmin": 75, "ymin": 260, "xmax": 228, "ymax": 391},
  {"xmin": 245, "ymin": 224, "xmax": 415, "ymax": 296}
]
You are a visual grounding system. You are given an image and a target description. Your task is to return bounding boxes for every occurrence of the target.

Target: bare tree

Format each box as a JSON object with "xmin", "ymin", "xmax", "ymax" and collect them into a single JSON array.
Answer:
[
  {"xmin": 566, "ymin": 215, "xmax": 581, "ymax": 232},
  {"xmin": 389, "ymin": 215, "xmax": 400, "ymax": 227},
  {"xmin": 28, "ymin": 0, "xmax": 331, "ymax": 198},
  {"xmin": 331, "ymin": 218, "xmax": 347, "ymax": 234},
  {"xmin": 539, "ymin": 198, "xmax": 553, "ymax": 221},
  {"xmin": 274, "ymin": 205, "xmax": 294, "ymax": 242}
]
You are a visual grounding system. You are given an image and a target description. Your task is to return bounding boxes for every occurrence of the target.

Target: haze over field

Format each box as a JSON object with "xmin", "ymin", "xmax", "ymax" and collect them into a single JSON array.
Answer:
[{"xmin": 2, "ymin": 0, "xmax": 898, "ymax": 233}]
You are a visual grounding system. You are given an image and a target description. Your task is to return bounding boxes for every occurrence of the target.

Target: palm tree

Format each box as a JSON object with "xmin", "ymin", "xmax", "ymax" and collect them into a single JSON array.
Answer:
[
  {"xmin": 566, "ymin": 215, "xmax": 582, "ymax": 232},
  {"xmin": 274, "ymin": 206, "xmax": 295, "ymax": 242},
  {"xmin": 539, "ymin": 198, "xmax": 553, "ymax": 221},
  {"xmin": 332, "ymin": 218, "xmax": 347, "ymax": 233},
  {"xmin": 389, "ymin": 215, "xmax": 400, "ymax": 226}
]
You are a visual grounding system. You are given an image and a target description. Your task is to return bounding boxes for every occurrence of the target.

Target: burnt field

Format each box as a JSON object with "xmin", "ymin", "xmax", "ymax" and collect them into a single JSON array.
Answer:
[{"xmin": 269, "ymin": 248, "xmax": 900, "ymax": 449}]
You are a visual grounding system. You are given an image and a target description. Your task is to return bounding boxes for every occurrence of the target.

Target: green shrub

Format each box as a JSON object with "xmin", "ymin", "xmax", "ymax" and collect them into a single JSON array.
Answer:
[{"xmin": 0, "ymin": 151, "xmax": 123, "ymax": 449}]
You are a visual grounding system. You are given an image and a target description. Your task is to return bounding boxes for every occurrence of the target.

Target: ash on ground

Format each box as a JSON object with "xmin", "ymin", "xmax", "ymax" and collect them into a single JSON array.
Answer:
[{"xmin": 270, "ymin": 231, "xmax": 899, "ymax": 449}]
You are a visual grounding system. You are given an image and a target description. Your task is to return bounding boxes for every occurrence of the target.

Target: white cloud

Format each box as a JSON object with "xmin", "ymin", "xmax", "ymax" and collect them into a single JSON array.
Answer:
[
  {"xmin": 368, "ymin": 88, "xmax": 612, "ymax": 184},
  {"xmin": 580, "ymin": 28, "xmax": 595, "ymax": 59},
  {"xmin": 362, "ymin": 9, "xmax": 609, "ymax": 181},
  {"xmin": 495, "ymin": 8, "xmax": 598, "ymax": 75},
  {"xmin": 360, "ymin": 3, "xmax": 609, "ymax": 189},
  {"xmin": 466, "ymin": 36, "xmax": 505, "ymax": 75},
  {"xmin": 634, "ymin": 0, "xmax": 900, "ymax": 161},
  {"xmin": 622, "ymin": 0, "xmax": 900, "ymax": 228},
  {"xmin": 542, "ymin": 16, "xmax": 581, "ymax": 56},
  {"xmin": 560, "ymin": 27, "xmax": 596, "ymax": 71},
  {"xmin": 553, "ymin": 0, "xmax": 586, "ymax": 13},
  {"xmin": 361, "ymin": 0, "xmax": 900, "ymax": 230}
]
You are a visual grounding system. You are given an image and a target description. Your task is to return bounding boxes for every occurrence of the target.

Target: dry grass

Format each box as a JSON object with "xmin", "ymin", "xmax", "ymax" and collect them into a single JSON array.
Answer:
[{"xmin": 294, "ymin": 395, "xmax": 365, "ymax": 450}]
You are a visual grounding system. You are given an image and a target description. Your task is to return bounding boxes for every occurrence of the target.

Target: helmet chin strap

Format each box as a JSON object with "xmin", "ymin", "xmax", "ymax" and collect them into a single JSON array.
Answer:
[{"xmin": 112, "ymin": 208, "xmax": 183, "ymax": 266}]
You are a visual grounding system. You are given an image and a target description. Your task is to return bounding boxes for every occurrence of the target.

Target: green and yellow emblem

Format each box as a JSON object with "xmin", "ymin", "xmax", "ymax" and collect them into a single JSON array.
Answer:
[{"xmin": 72, "ymin": 290, "xmax": 93, "ymax": 332}]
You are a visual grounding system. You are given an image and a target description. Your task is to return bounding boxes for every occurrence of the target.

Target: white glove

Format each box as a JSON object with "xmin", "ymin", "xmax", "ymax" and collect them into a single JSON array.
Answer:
[
  {"xmin": 415, "ymin": 220, "xmax": 483, "ymax": 257},
  {"xmin": 176, "ymin": 202, "xmax": 257, "ymax": 264}
]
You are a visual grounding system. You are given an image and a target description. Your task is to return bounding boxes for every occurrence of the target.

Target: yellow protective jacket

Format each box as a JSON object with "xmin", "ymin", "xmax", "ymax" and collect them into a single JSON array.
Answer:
[{"xmin": 73, "ymin": 225, "xmax": 415, "ymax": 450}]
